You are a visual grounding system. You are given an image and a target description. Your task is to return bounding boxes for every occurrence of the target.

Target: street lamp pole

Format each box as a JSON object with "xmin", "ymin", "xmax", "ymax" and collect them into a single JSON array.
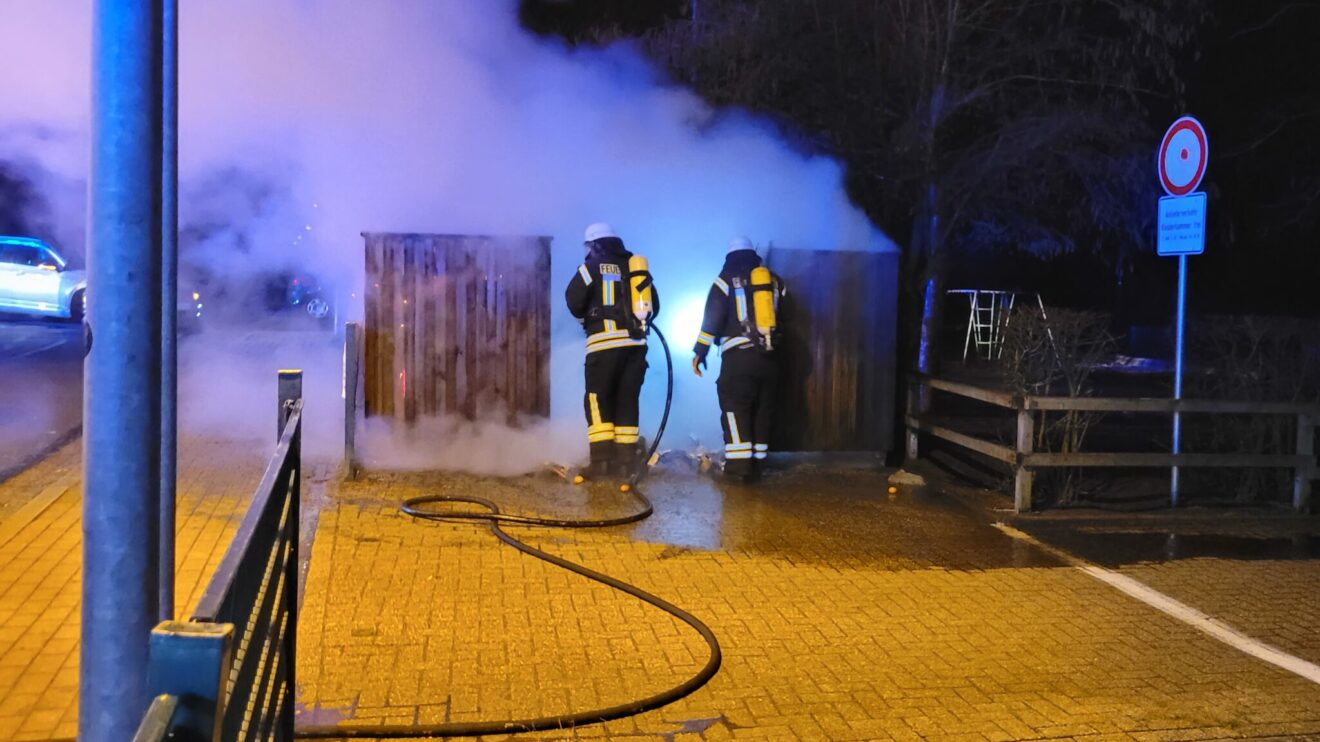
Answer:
[
  {"xmin": 81, "ymin": 1, "xmax": 164, "ymax": 739},
  {"xmin": 159, "ymin": 0, "xmax": 179, "ymax": 623}
]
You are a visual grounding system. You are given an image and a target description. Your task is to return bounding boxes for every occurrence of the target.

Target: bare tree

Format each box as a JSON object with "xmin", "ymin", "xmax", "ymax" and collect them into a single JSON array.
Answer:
[{"xmin": 639, "ymin": 0, "xmax": 1204, "ymax": 382}]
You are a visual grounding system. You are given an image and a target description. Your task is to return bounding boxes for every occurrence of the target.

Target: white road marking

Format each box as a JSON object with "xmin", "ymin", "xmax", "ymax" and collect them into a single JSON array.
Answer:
[
  {"xmin": 994, "ymin": 522, "xmax": 1320, "ymax": 687},
  {"xmin": 12, "ymin": 338, "xmax": 66, "ymax": 359}
]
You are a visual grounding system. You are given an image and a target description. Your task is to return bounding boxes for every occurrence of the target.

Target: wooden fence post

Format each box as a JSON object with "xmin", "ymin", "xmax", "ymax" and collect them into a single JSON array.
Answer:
[
  {"xmin": 1295, "ymin": 414, "xmax": 1314, "ymax": 513},
  {"xmin": 1014, "ymin": 408, "xmax": 1034, "ymax": 513}
]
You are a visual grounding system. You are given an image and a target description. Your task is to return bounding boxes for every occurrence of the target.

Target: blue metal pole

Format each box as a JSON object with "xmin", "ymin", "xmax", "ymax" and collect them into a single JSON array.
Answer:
[
  {"xmin": 82, "ymin": 1, "xmax": 163, "ymax": 739},
  {"xmin": 159, "ymin": 0, "xmax": 178, "ymax": 623},
  {"xmin": 1171, "ymin": 254, "xmax": 1187, "ymax": 507}
]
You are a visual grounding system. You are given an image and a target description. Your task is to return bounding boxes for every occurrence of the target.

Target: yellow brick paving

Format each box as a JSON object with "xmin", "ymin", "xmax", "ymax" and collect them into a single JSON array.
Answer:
[
  {"xmin": 296, "ymin": 470, "xmax": 1320, "ymax": 741},
  {"xmin": 5, "ymin": 451, "xmax": 1320, "ymax": 741},
  {"xmin": 1120, "ymin": 559, "xmax": 1320, "ymax": 669},
  {"xmin": 0, "ymin": 439, "xmax": 266, "ymax": 741},
  {"xmin": 1008, "ymin": 518, "xmax": 1320, "ymax": 674}
]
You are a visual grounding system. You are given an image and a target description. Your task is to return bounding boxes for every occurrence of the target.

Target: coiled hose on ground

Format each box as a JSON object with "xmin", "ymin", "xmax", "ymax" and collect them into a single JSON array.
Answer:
[{"xmin": 297, "ymin": 325, "xmax": 723, "ymax": 739}]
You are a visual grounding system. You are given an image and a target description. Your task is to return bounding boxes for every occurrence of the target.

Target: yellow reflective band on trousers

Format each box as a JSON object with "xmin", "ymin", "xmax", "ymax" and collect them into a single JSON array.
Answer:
[
  {"xmin": 615, "ymin": 425, "xmax": 640, "ymax": 444},
  {"xmin": 588, "ymin": 393, "xmax": 615, "ymax": 442},
  {"xmin": 726, "ymin": 412, "xmax": 743, "ymax": 444}
]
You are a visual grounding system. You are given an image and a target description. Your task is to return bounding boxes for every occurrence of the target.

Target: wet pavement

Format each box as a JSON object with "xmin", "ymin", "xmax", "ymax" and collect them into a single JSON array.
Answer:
[
  {"xmin": 296, "ymin": 464, "xmax": 1320, "ymax": 740},
  {"xmin": 1014, "ymin": 517, "xmax": 1320, "ymax": 570},
  {"xmin": 629, "ymin": 467, "xmax": 1060, "ymax": 571},
  {"xmin": 0, "ymin": 318, "xmax": 82, "ymax": 488}
]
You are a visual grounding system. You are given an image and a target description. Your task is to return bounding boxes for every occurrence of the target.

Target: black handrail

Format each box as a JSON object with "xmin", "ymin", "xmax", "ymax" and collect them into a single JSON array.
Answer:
[
  {"xmin": 137, "ymin": 371, "xmax": 303, "ymax": 741},
  {"xmin": 130, "ymin": 695, "xmax": 179, "ymax": 742}
]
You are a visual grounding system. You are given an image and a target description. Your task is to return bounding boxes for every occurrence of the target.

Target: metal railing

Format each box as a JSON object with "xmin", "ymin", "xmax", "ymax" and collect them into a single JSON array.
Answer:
[
  {"xmin": 134, "ymin": 371, "xmax": 303, "ymax": 741},
  {"xmin": 906, "ymin": 375, "xmax": 1319, "ymax": 513}
]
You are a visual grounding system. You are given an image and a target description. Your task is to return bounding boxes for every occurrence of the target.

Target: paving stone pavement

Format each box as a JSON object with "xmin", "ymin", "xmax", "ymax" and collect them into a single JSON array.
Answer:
[
  {"xmin": 4, "ymin": 447, "xmax": 1320, "ymax": 741},
  {"xmin": 0, "ymin": 438, "xmax": 268, "ymax": 741},
  {"xmin": 1117, "ymin": 558, "xmax": 1320, "ymax": 671},
  {"xmin": 296, "ymin": 468, "xmax": 1320, "ymax": 741},
  {"xmin": 1008, "ymin": 517, "xmax": 1320, "ymax": 676}
]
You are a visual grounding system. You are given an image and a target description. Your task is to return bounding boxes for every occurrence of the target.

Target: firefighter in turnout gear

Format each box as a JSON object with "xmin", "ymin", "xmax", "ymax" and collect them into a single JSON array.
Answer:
[
  {"xmin": 692, "ymin": 236, "xmax": 785, "ymax": 482},
  {"xmin": 565, "ymin": 222, "xmax": 660, "ymax": 481}
]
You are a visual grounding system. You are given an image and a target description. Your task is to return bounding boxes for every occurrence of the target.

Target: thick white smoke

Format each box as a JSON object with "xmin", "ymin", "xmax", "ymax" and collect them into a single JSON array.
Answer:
[{"xmin": 0, "ymin": 1, "xmax": 892, "ymax": 470}]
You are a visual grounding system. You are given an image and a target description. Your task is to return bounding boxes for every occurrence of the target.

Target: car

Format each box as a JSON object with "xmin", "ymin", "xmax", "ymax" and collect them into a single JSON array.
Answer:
[
  {"xmin": 267, "ymin": 270, "xmax": 333, "ymax": 322},
  {"xmin": 0, "ymin": 236, "xmax": 86, "ymax": 321},
  {"xmin": 180, "ymin": 263, "xmax": 334, "ymax": 330}
]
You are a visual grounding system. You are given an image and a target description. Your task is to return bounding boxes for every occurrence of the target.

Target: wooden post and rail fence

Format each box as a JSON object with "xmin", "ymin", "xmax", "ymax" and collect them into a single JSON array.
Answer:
[{"xmin": 906, "ymin": 376, "xmax": 1318, "ymax": 514}]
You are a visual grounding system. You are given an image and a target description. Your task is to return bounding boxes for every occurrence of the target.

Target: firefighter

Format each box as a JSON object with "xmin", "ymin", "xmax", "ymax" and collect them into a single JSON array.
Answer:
[
  {"xmin": 692, "ymin": 236, "xmax": 785, "ymax": 483},
  {"xmin": 565, "ymin": 222, "xmax": 660, "ymax": 481}
]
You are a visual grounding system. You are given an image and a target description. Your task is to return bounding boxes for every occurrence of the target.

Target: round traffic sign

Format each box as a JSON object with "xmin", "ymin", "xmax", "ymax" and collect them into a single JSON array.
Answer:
[{"xmin": 1158, "ymin": 116, "xmax": 1208, "ymax": 197}]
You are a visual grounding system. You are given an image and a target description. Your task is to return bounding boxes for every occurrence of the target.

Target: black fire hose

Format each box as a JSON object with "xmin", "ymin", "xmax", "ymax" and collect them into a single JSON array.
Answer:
[{"xmin": 298, "ymin": 325, "xmax": 723, "ymax": 739}]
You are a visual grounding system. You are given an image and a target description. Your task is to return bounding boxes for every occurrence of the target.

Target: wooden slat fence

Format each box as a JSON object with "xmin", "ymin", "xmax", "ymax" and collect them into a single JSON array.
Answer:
[
  {"xmin": 363, "ymin": 233, "xmax": 550, "ymax": 424},
  {"xmin": 766, "ymin": 248, "xmax": 898, "ymax": 453}
]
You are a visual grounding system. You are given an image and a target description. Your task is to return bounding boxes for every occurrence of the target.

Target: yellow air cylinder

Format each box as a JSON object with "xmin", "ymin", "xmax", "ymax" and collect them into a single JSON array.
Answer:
[
  {"xmin": 628, "ymin": 254, "xmax": 653, "ymax": 329},
  {"xmin": 751, "ymin": 266, "xmax": 776, "ymax": 345}
]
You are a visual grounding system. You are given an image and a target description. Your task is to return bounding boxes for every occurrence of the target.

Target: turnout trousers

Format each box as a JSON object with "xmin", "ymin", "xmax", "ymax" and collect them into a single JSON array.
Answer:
[
  {"xmin": 716, "ymin": 347, "xmax": 778, "ymax": 477},
  {"xmin": 583, "ymin": 345, "xmax": 648, "ymax": 474}
]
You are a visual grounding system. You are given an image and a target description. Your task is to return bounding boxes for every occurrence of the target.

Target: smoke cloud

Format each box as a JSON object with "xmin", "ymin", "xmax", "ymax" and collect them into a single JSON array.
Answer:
[{"xmin": 0, "ymin": 0, "xmax": 892, "ymax": 471}]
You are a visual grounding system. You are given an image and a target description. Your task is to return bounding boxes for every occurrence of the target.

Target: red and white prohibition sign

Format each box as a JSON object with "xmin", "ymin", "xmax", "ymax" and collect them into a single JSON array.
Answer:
[{"xmin": 1158, "ymin": 116, "xmax": 1208, "ymax": 197}]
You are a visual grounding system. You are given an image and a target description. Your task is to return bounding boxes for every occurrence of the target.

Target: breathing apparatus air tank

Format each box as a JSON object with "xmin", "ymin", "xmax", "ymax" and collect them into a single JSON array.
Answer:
[
  {"xmin": 628, "ymin": 254, "xmax": 653, "ymax": 331},
  {"xmin": 750, "ymin": 265, "xmax": 776, "ymax": 349}
]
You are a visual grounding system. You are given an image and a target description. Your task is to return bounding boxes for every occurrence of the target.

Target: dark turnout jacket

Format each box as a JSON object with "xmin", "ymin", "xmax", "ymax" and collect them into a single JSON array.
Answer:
[
  {"xmin": 565, "ymin": 240, "xmax": 660, "ymax": 354},
  {"xmin": 693, "ymin": 249, "xmax": 785, "ymax": 362}
]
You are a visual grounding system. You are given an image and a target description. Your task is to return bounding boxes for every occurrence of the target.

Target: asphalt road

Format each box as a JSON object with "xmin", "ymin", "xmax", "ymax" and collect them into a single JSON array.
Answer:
[{"xmin": 0, "ymin": 314, "xmax": 83, "ymax": 480}]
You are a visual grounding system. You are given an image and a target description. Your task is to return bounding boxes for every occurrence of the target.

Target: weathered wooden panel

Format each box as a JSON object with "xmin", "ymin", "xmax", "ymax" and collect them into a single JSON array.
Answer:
[
  {"xmin": 363, "ymin": 233, "xmax": 551, "ymax": 424},
  {"xmin": 767, "ymin": 248, "xmax": 898, "ymax": 453}
]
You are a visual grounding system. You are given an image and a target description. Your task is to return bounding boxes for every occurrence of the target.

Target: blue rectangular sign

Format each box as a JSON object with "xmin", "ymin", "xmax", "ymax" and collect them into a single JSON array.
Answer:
[{"xmin": 1157, "ymin": 192, "xmax": 1207, "ymax": 256}]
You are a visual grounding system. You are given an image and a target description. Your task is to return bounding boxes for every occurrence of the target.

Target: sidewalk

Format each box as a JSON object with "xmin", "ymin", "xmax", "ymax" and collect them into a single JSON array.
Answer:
[
  {"xmin": 4, "ymin": 450, "xmax": 1320, "ymax": 740},
  {"xmin": 0, "ymin": 438, "xmax": 269, "ymax": 741},
  {"xmin": 296, "ymin": 468, "xmax": 1320, "ymax": 741}
]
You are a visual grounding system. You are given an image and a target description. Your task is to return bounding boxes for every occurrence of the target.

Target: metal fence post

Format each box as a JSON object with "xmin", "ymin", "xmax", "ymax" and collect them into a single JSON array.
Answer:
[
  {"xmin": 82, "ymin": 2, "xmax": 164, "ymax": 739},
  {"xmin": 343, "ymin": 322, "xmax": 361, "ymax": 480},
  {"xmin": 1014, "ymin": 408, "xmax": 1034, "ymax": 513},
  {"xmin": 145, "ymin": 621, "xmax": 233, "ymax": 741},
  {"xmin": 285, "ymin": 412, "xmax": 301, "ymax": 741},
  {"xmin": 906, "ymin": 377, "xmax": 921, "ymax": 461},
  {"xmin": 277, "ymin": 370, "xmax": 301, "ymax": 740},
  {"xmin": 1295, "ymin": 414, "xmax": 1314, "ymax": 513},
  {"xmin": 278, "ymin": 370, "xmax": 303, "ymax": 438}
]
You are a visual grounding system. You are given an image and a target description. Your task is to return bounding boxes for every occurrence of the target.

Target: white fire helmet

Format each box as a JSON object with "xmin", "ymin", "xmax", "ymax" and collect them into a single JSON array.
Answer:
[
  {"xmin": 727, "ymin": 236, "xmax": 754, "ymax": 253},
  {"xmin": 584, "ymin": 222, "xmax": 618, "ymax": 243}
]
